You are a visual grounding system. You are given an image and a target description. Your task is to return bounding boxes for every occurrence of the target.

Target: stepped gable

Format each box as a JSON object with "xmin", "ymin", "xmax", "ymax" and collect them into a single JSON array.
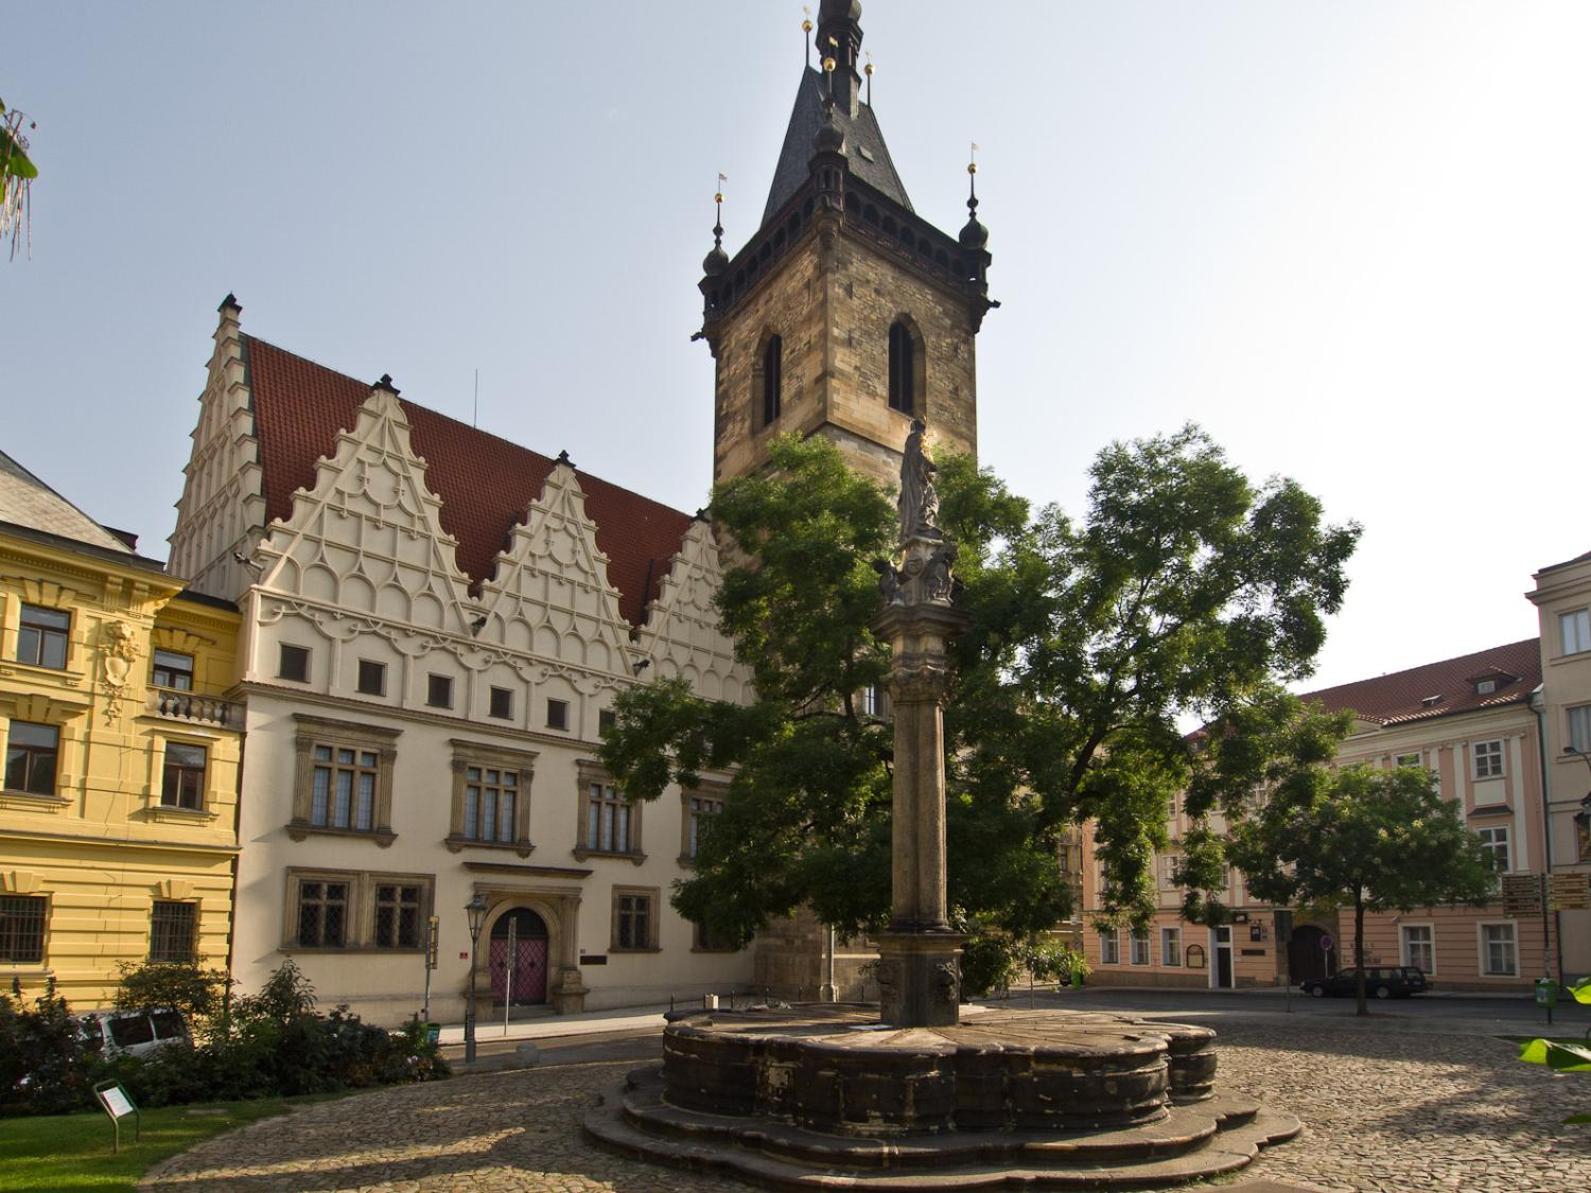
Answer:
[
  {"xmin": 243, "ymin": 336, "xmax": 693, "ymax": 623},
  {"xmin": 1301, "ymin": 637, "xmax": 1542, "ymax": 726}
]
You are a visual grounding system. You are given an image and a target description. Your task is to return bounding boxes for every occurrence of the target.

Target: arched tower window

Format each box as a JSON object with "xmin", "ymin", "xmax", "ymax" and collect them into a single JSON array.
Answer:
[
  {"xmin": 761, "ymin": 334, "xmax": 783, "ymax": 427},
  {"xmin": 888, "ymin": 320, "xmax": 916, "ymax": 414}
]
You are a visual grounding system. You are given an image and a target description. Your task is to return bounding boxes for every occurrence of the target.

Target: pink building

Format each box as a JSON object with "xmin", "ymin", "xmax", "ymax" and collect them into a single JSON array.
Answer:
[{"xmin": 1083, "ymin": 637, "xmax": 1569, "ymax": 993}]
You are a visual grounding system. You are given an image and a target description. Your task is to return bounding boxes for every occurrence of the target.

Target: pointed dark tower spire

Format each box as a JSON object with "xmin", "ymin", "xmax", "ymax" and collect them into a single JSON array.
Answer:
[
  {"xmin": 698, "ymin": 2, "xmax": 997, "ymax": 492},
  {"xmin": 816, "ymin": 0, "xmax": 864, "ymax": 118}
]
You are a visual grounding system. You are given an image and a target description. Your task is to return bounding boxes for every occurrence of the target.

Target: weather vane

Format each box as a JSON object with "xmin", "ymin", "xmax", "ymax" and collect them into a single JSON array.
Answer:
[
  {"xmin": 803, "ymin": 7, "xmax": 813, "ymax": 67},
  {"xmin": 865, "ymin": 51, "xmax": 874, "ymax": 105}
]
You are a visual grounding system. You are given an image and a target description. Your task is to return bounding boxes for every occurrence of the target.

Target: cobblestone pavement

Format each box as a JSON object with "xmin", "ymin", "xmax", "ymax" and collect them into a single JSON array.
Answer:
[{"xmin": 143, "ymin": 1019, "xmax": 1591, "ymax": 1192}]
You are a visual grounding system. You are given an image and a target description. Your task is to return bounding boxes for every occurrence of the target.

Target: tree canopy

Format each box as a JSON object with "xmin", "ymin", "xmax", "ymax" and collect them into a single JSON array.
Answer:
[
  {"xmin": 600, "ymin": 426, "xmax": 1361, "ymax": 958},
  {"xmin": 1227, "ymin": 761, "xmax": 1497, "ymax": 1013}
]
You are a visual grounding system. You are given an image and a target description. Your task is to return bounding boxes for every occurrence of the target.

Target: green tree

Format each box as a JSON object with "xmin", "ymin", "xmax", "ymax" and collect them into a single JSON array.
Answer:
[
  {"xmin": 601, "ymin": 426, "xmax": 1359, "ymax": 970},
  {"xmin": 1228, "ymin": 763, "xmax": 1497, "ymax": 1015}
]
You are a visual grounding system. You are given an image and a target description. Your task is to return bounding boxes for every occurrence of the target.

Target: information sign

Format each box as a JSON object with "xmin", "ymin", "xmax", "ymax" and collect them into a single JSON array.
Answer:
[
  {"xmin": 1501, "ymin": 874, "xmax": 1543, "ymax": 916},
  {"xmin": 92, "ymin": 1080, "xmax": 140, "ymax": 1152},
  {"xmin": 1549, "ymin": 873, "xmax": 1590, "ymax": 911}
]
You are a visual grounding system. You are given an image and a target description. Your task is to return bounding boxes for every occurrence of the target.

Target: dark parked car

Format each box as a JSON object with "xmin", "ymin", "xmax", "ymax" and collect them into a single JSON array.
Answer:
[{"xmin": 1300, "ymin": 966, "xmax": 1429, "ymax": 999}]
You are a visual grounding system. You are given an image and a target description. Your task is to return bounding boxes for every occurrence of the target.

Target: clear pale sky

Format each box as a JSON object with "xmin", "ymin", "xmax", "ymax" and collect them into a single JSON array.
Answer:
[{"xmin": 5, "ymin": 1, "xmax": 1588, "ymax": 692}]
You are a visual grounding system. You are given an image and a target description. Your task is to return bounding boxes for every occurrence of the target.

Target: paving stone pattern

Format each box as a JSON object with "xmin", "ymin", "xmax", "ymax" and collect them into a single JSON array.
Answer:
[{"xmin": 143, "ymin": 1020, "xmax": 1591, "ymax": 1192}]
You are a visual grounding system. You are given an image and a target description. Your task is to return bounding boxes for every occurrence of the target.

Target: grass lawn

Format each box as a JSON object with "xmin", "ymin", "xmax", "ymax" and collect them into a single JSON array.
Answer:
[{"xmin": 0, "ymin": 1091, "xmax": 350, "ymax": 1193}]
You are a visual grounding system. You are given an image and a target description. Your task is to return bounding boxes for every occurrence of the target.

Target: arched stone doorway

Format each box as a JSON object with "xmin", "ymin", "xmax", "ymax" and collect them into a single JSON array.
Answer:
[
  {"xmin": 1288, "ymin": 924, "xmax": 1337, "ymax": 982},
  {"xmin": 489, "ymin": 907, "xmax": 549, "ymax": 1006}
]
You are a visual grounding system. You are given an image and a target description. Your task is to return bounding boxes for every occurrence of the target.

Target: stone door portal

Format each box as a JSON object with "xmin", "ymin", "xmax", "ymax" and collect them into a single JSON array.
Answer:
[
  {"xmin": 1287, "ymin": 924, "xmax": 1336, "ymax": 982},
  {"xmin": 489, "ymin": 908, "xmax": 549, "ymax": 1006}
]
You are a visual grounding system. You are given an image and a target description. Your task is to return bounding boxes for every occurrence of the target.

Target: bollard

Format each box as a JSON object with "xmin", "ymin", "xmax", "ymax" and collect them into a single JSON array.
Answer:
[
  {"xmin": 704, "ymin": 993, "xmax": 719, "ymax": 1010},
  {"xmin": 515, "ymin": 1042, "xmax": 540, "ymax": 1067}
]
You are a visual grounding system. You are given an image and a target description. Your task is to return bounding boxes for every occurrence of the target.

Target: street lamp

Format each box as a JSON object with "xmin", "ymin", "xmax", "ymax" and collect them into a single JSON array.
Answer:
[{"xmin": 463, "ymin": 893, "xmax": 489, "ymax": 1063}]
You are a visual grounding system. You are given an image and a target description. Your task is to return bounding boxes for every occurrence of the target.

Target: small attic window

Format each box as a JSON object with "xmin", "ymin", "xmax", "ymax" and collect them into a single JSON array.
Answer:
[
  {"xmin": 1476, "ymin": 679, "xmax": 1497, "ymax": 695},
  {"xmin": 856, "ymin": 145, "xmax": 876, "ymax": 163},
  {"xmin": 1420, "ymin": 694, "xmax": 1444, "ymax": 708}
]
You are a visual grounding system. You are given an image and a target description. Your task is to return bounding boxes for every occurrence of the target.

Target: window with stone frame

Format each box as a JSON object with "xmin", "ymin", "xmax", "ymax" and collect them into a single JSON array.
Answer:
[
  {"xmin": 887, "ymin": 320, "xmax": 916, "ymax": 414},
  {"xmin": 284, "ymin": 869, "xmax": 433, "ymax": 951},
  {"xmin": 5, "ymin": 721, "xmax": 59, "ymax": 796},
  {"xmin": 761, "ymin": 333, "xmax": 783, "ymax": 427},
  {"xmin": 575, "ymin": 761, "xmax": 644, "ymax": 861},
  {"xmin": 160, "ymin": 742, "xmax": 207, "ymax": 810},
  {"xmin": 287, "ymin": 715, "xmax": 400, "ymax": 845},
  {"xmin": 356, "ymin": 659, "xmax": 386, "ymax": 697},
  {"xmin": 1567, "ymin": 705, "xmax": 1591, "ymax": 756},
  {"xmin": 681, "ymin": 787, "xmax": 726, "ymax": 862},
  {"xmin": 611, "ymin": 887, "xmax": 658, "ymax": 952},
  {"xmin": 372, "ymin": 882, "xmax": 424, "ymax": 949},
  {"xmin": 1099, "ymin": 929, "xmax": 1120, "ymax": 965},
  {"xmin": 0, "ymin": 895, "xmax": 47, "ymax": 964},
  {"xmin": 151, "ymin": 649, "xmax": 195, "ymax": 691},
  {"xmin": 149, "ymin": 900, "xmax": 197, "ymax": 963},
  {"xmin": 446, "ymin": 740, "xmax": 536, "ymax": 855},
  {"xmin": 278, "ymin": 643, "xmax": 310, "ymax": 682},
  {"xmin": 489, "ymin": 686, "xmax": 514, "ymax": 720},
  {"xmin": 16, "ymin": 605, "xmax": 69, "ymax": 669},
  {"xmin": 1473, "ymin": 739, "xmax": 1505, "ymax": 779},
  {"xmin": 1562, "ymin": 608, "xmax": 1591, "ymax": 656}
]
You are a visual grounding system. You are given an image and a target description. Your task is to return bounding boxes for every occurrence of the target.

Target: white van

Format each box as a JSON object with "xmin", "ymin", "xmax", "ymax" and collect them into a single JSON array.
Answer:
[{"xmin": 77, "ymin": 1008, "xmax": 192, "ymax": 1058}]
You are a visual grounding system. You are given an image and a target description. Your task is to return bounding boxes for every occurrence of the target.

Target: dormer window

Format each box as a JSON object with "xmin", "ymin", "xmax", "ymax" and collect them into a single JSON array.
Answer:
[
  {"xmin": 1476, "ymin": 679, "xmax": 1496, "ymax": 695},
  {"xmin": 1420, "ymin": 694, "xmax": 1444, "ymax": 709}
]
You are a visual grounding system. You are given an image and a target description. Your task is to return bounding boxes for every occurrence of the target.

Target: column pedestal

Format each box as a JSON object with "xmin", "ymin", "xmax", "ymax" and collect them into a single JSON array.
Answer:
[{"xmin": 876, "ymin": 931, "xmax": 966, "ymax": 1027}]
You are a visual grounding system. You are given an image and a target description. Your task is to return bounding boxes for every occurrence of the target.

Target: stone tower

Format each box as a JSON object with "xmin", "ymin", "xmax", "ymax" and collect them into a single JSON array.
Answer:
[{"xmin": 698, "ymin": 0, "xmax": 995, "ymax": 492}]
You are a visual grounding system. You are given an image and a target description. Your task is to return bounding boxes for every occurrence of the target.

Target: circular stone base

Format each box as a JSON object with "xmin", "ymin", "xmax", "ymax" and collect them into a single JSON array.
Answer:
[{"xmin": 583, "ymin": 1006, "xmax": 1299, "ymax": 1189}]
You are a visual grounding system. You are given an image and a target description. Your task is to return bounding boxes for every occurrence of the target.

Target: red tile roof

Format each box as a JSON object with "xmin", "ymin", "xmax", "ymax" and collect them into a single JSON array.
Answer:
[
  {"xmin": 1299, "ymin": 638, "xmax": 1542, "ymax": 727},
  {"xmin": 244, "ymin": 336, "xmax": 694, "ymax": 625}
]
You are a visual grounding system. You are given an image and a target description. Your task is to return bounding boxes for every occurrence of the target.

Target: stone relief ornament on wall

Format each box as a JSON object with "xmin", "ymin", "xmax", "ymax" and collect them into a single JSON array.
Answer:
[{"xmin": 97, "ymin": 620, "xmax": 138, "ymax": 722}]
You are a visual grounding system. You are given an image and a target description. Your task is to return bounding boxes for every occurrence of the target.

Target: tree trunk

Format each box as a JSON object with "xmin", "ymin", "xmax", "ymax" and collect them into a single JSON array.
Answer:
[{"xmin": 1353, "ymin": 896, "xmax": 1367, "ymax": 1017}]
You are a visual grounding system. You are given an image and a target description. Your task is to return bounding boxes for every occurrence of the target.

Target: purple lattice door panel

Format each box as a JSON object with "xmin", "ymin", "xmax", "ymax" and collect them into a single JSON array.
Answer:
[{"xmin": 489, "ymin": 935, "xmax": 548, "ymax": 1005}]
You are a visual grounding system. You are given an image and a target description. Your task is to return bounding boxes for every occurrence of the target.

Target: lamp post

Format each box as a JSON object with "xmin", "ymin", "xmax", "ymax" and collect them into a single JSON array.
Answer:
[{"xmin": 463, "ymin": 893, "xmax": 489, "ymax": 1063}]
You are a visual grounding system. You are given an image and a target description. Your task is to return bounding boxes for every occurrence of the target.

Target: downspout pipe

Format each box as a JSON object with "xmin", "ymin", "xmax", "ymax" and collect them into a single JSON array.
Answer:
[{"xmin": 1529, "ymin": 684, "xmax": 1562, "ymax": 981}]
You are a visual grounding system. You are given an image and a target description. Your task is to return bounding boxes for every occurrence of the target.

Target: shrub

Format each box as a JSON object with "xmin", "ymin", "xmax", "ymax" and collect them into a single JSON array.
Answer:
[
  {"xmin": 0, "ymin": 981, "xmax": 98, "ymax": 1115},
  {"xmin": 113, "ymin": 961, "xmax": 231, "ymax": 1036}
]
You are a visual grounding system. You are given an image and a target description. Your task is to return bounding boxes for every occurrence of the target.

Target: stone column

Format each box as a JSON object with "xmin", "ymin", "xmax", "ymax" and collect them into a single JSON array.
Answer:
[{"xmin": 551, "ymin": 893, "xmax": 588, "ymax": 1014}]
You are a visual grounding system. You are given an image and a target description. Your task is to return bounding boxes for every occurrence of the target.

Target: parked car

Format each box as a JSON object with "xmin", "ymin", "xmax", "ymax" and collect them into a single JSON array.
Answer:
[
  {"xmin": 77, "ymin": 1007, "xmax": 192, "ymax": 1058},
  {"xmin": 1300, "ymin": 967, "xmax": 1429, "ymax": 1000}
]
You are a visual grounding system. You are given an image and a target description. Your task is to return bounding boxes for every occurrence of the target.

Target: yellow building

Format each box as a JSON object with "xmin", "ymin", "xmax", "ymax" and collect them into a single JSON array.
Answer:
[{"xmin": 0, "ymin": 450, "xmax": 241, "ymax": 1009}]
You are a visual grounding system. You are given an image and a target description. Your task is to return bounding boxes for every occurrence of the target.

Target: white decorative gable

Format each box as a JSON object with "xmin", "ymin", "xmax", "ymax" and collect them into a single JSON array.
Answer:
[
  {"xmin": 636, "ymin": 519, "xmax": 750, "ymax": 704},
  {"xmin": 166, "ymin": 299, "xmax": 267, "ymax": 599},
  {"xmin": 253, "ymin": 387, "xmax": 473, "ymax": 636},
  {"xmin": 478, "ymin": 461, "xmax": 634, "ymax": 678}
]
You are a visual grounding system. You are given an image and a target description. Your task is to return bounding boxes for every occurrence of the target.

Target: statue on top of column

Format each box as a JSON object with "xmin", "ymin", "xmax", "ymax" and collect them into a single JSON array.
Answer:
[{"xmin": 897, "ymin": 419, "xmax": 942, "ymax": 544}]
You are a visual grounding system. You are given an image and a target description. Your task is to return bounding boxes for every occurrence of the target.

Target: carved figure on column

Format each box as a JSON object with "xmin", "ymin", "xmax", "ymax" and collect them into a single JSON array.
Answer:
[{"xmin": 897, "ymin": 419, "xmax": 942, "ymax": 544}]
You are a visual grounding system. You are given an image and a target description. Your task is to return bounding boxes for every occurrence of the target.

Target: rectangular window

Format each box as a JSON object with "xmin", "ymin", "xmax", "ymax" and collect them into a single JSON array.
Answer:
[
  {"xmin": 1568, "ymin": 705, "xmax": 1591, "ymax": 756},
  {"xmin": 489, "ymin": 686, "xmax": 514, "ymax": 720},
  {"xmin": 5, "ymin": 722, "xmax": 59, "ymax": 796},
  {"xmin": 1401, "ymin": 924, "xmax": 1434, "ymax": 973},
  {"xmin": 586, "ymin": 782, "xmax": 632, "ymax": 853},
  {"xmin": 356, "ymin": 659, "xmax": 386, "ymax": 696},
  {"xmin": 151, "ymin": 649, "xmax": 195, "ymax": 691},
  {"xmin": 1130, "ymin": 930, "xmax": 1150, "ymax": 966},
  {"xmin": 614, "ymin": 890, "xmax": 655, "ymax": 951},
  {"xmin": 1562, "ymin": 608, "xmax": 1591, "ymax": 656},
  {"xmin": 310, "ymin": 745, "xmax": 379, "ymax": 831},
  {"xmin": 546, "ymin": 698, "xmax": 569, "ymax": 731},
  {"xmin": 463, "ymin": 766, "xmax": 519, "ymax": 844},
  {"xmin": 1159, "ymin": 854, "xmax": 1179, "ymax": 889},
  {"xmin": 427, "ymin": 674, "xmax": 453, "ymax": 709},
  {"xmin": 1100, "ymin": 930, "xmax": 1120, "ymax": 965},
  {"xmin": 1395, "ymin": 752, "xmax": 1422, "ymax": 768},
  {"xmin": 1161, "ymin": 927, "xmax": 1182, "ymax": 966},
  {"xmin": 688, "ymin": 795, "xmax": 725, "ymax": 858},
  {"xmin": 373, "ymin": 883, "xmax": 423, "ymax": 949},
  {"xmin": 599, "ymin": 708, "xmax": 617, "ymax": 736},
  {"xmin": 149, "ymin": 901, "xmax": 196, "ymax": 963},
  {"xmin": 1473, "ymin": 740, "xmax": 1504, "ymax": 779},
  {"xmin": 1477, "ymin": 825, "xmax": 1511, "ymax": 873},
  {"xmin": 0, "ymin": 895, "xmax": 47, "ymax": 963},
  {"xmin": 278, "ymin": 643, "xmax": 310, "ymax": 682},
  {"xmin": 1480, "ymin": 923, "xmax": 1517, "ymax": 976},
  {"xmin": 17, "ymin": 605, "xmax": 69, "ymax": 669},
  {"xmin": 160, "ymin": 742, "xmax": 207, "ymax": 810},
  {"xmin": 295, "ymin": 879, "xmax": 349, "ymax": 947}
]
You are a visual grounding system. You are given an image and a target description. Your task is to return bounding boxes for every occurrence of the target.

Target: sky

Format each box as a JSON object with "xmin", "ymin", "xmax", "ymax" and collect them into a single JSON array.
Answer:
[{"xmin": 5, "ymin": 1, "xmax": 1589, "ymax": 694}]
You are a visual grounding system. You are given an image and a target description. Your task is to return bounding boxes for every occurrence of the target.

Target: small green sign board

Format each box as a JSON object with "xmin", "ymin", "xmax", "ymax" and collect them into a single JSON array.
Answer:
[{"xmin": 92, "ymin": 1080, "xmax": 141, "ymax": 1152}]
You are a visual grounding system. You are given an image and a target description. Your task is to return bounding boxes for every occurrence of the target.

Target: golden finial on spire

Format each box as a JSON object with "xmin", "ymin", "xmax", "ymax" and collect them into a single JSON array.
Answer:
[
  {"xmin": 969, "ymin": 141, "xmax": 980, "ymax": 175},
  {"xmin": 803, "ymin": 6, "xmax": 813, "ymax": 67},
  {"xmin": 864, "ymin": 51, "xmax": 873, "ymax": 104}
]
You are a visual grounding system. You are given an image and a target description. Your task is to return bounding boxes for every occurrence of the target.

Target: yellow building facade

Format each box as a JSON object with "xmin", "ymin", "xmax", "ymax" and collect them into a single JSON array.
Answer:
[{"xmin": 0, "ymin": 451, "xmax": 241, "ymax": 1009}]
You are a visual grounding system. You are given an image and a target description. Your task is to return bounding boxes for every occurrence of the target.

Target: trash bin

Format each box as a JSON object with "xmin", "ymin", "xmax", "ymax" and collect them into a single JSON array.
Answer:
[
  {"xmin": 424, "ymin": 1022, "xmax": 441, "ymax": 1045},
  {"xmin": 1534, "ymin": 978, "xmax": 1558, "ymax": 1008},
  {"xmin": 1070, "ymin": 970, "xmax": 1084, "ymax": 990}
]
